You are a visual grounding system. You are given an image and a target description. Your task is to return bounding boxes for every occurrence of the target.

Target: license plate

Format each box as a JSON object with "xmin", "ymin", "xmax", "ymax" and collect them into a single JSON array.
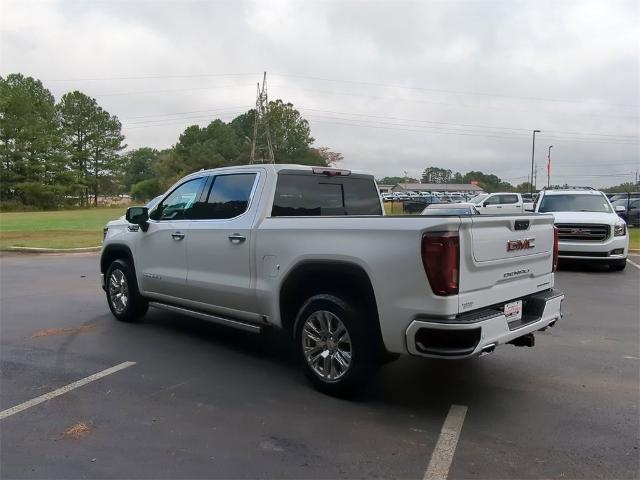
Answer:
[{"xmin": 504, "ymin": 300, "xmax": 523, "ymax": 322}]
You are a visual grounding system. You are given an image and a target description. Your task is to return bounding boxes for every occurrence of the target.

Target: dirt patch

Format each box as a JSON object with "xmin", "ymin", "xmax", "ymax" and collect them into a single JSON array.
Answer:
[
  {"xmin": 31, "ymin": 324, "xmax": 96, "ymax": 339},
  {"xmin": 63, "ymin": 422, "xmax": 91, "ymax": 439}
]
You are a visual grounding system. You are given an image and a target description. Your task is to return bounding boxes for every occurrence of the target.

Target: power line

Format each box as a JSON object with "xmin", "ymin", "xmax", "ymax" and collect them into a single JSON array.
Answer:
[
  {"xmin": 123, "ymin": 111, "xmax": 247, "ymax": 129},
  {"xmin": 301, "ymin": 114, "xmax": 639, "ymax": 146},
  {"xmin": 296, "ymin": 106, "xmax": 639, "ymax": 141},
  {"xmin": 121, "ymin": 105, "xmax": 252, "ymax": 120},
  {"xmin": 272, "ymin": 84, "xmax": 640, "ymax": 121},
  {"xmin": 46, "ymin": 73, "xmax": 259, "ymax": 82},
  {"xmin": 270, "ymin": 73, "xmax": 640, "ymax": 110},
  {"xmin": 93, "ymin": 83, "xmax": 255, "ymax": 97}
]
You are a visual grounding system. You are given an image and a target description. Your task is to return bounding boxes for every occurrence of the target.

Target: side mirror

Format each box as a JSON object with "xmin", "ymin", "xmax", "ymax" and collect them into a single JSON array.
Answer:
[
  {"xmin": 125, "ymin": 206, "xmax": 149, "ymax": 231},
  {"xmin": 524, "ymin": 207, "xmax": 534, "ymax": 212},
  {"xmin": 615, "ymin": 205, "xmax": 626, "ymax": 213}
]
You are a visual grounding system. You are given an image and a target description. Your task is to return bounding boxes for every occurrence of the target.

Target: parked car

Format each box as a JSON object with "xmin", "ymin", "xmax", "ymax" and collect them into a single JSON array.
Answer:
[
  {"xmin": 612, "ymin": 198, "xmax": 640, "ymax": 227},
  {"xmin": 534, "ymin": 188, "xmax": 629, "ymax": 270},
  {"xmin": 392, "ymin": 192, "xmax": 410, "ymax": 200},
  {"xmin": 381, "ymin": 193, "xmax": 394, "ymax": 202},
  {"xmin": 609, "ymin": 192, "xmax": 640, "ymax": 203},
  {"xmin": 102, "ymin": 164, "xmax": 563, "ymax": 395},
  {"xmin": 469, "ymin": 192, "xmax": 525, "ymax": 214}
]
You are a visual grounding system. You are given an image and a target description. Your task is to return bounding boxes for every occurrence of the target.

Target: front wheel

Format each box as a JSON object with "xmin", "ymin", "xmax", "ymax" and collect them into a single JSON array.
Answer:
[
  {"xmin": 609, "ymin": 259, "xmax": 627, "ymax": 271},
  {"xmin": 106, "ymin": 259, "xmax": 148, "ymax": 322},
  {"xmin": 294, "ymin": 294, "xmax": 378, "ymax": 396}
]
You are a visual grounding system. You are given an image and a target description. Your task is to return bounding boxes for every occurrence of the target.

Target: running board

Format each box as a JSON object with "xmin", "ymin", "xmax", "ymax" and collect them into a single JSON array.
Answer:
[{"xmin": 148, "ymin": 302, "xmax": 262, "ymax": 334}]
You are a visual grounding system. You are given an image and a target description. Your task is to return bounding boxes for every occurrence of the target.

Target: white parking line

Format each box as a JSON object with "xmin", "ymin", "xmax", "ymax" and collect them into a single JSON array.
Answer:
[
  {"xmin": 0, "ymin": 361, "xmax": 136, "ymax": 420},
  {"xmin": 424, "ymin": 404, "xmax": 468, "ymax": 480},
  {"xmin": 627, "ymin": 258, "xmax": 640, "ymax": 270}
]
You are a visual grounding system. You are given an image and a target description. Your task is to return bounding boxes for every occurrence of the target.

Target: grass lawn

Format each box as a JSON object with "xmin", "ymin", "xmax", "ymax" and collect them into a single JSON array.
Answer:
[
  {"xmin": 383, "ymin": 202, "xmax": 405, "ymax": 215},
  {"xmin": 629, "ymin": 227, "xmax": 639, "ymax": 250},
  {"xmin": 0, "ymin": 208, "xmax": 126, "ymax": 249}
]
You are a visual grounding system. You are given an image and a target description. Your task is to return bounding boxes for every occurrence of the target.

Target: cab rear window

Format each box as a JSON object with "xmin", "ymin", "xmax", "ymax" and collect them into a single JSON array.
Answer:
[{"xmin": 271, "ymin": 173, "xmax": 382, "ymax": 216}]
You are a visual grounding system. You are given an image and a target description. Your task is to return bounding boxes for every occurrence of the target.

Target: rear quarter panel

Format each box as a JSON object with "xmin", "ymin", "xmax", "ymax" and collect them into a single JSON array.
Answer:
[{"xmin": 254, "ymin": 216, "xmax": 462, "ymax": 353}]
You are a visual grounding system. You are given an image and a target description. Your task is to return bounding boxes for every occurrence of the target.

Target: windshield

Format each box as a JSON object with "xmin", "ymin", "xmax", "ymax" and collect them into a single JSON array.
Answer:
[
  {"xmin": 538, "ymin": 194, "xmax": 612, "ymax": 213},
  {"xmin": 469, "ymin": 194, "xmax": 487, "ymax": 204}
]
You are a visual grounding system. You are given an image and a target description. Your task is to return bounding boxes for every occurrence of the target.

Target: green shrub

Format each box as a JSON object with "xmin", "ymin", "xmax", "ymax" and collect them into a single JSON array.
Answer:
[{"xmin": 131, "ymin": 178, "xmax": 163, "ymax": 202}]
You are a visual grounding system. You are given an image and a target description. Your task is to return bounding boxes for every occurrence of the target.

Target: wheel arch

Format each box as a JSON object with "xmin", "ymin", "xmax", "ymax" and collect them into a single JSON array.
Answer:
[
  {"xmin": 279, "ymin": 260, "xmax": 386, "ymax": 352},
  {"xmin": 100, "ymin": 244, "xmax": 135, "ymax": 275}
]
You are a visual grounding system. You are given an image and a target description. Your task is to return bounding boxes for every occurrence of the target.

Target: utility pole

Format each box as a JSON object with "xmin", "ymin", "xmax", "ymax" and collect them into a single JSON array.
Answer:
[
  {"xmin": 547, "ymin": 145, "xmax": 553, "ymax": 188},
  {"xmin": 250, "ymin": 72, "xmax": 275, "ymax": 164},
  {"xmin": 530, "ymin": 130, "xmax": 540, "ymax": 194}
]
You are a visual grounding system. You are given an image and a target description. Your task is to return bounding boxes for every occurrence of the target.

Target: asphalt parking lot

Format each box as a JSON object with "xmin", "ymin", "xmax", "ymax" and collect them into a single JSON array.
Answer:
[{"xmin": 1, "ymin": 252, "xmax": 638, "ymax": 479}]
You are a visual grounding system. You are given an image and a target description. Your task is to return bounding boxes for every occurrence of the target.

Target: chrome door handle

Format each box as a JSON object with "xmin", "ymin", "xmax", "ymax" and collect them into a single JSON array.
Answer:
[
  {"xmin": 171, "ymin": 231, "xmax": 185, "ymax": 240},
  {"xmin": 228, "ymin": 233, "xmax": 246, "ymax": 244}
]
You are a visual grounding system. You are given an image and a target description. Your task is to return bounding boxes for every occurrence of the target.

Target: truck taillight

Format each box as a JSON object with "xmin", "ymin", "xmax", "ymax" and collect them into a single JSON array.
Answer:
[
  {"xmin": 421, "ymin": 232, "xmax": 459, "ymax": 296},
  {"xmin": 552, "ymin": 226, "xmax": 559, "ymax": 272}
]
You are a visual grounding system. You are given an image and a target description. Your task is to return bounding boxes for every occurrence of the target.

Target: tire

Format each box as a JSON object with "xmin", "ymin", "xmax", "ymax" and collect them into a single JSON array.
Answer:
[
  {"xmin": 105, "ymin": 259, "xmax": 148, "ymax": 322},
  {"xmin": 609, "ymin": 259, "xmax": 627, "ymax": 271},
  {"xmin": 294, "ymin": 294, "xmax": 379, "ymax": 396}
]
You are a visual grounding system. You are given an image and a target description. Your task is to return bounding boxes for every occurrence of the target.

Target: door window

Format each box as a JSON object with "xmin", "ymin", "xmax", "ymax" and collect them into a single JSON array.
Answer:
[
  {"xmin": 499, "ymin": 194, "xmax": 519, "ymax": 204},
  {"xmin": 483, "ymin": 195, "xmax": 500, "ymax": 206},
  {"xmin": 191, "ymin": 173, "xmax": 257, "ymax": 220},
  {"xmin": 151, "ymin": 177, "xmax": 205, "ymax": 221}
]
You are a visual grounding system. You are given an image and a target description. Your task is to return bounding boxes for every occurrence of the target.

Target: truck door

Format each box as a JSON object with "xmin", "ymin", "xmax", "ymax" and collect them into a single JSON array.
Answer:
[
  {"xmin": 185, "ymin": 171, "xmax": 262, "ymax": 316},
  {"xmin": 499, "ymin": 194, "xmax": 523, "ymax": 214},
  {"xmin": 137, "ymin": 176, "xmax": 207, "ymax": 299},
  {"xmin": 480, "ymin": 194, "xmax": 501, "ymax": 214}
]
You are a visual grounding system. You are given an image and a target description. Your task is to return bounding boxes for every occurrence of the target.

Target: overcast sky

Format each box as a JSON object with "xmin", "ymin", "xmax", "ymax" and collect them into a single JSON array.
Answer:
[{"xmin": 1, "ymin": 0, "xmax": 638, "ymax": 187}]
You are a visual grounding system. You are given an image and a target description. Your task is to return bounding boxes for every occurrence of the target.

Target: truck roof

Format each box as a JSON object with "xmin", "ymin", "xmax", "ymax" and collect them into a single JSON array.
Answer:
[{"xmin": 191, "ymin": 164, "xmax": 373, "ymax": 177}]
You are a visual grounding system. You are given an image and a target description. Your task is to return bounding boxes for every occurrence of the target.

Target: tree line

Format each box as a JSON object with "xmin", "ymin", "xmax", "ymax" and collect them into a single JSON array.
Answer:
[{"xmin": 0, "ymin": 73, "xmax": 341, "ymax": 210}]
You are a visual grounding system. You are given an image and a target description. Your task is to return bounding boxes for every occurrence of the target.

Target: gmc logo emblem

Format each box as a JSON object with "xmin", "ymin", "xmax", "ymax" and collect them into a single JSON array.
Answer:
[{"xmin": 507, "ymin": 238, "xmax": 535, "ymax": 251}]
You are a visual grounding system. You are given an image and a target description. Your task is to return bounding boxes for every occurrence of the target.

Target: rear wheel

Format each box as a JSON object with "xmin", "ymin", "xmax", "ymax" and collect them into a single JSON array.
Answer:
[
  {"xmin": 106, "ymin": 259, "xmax": 148, "ymax": 322},
  {"xmin": 609, "ymin": 259, "xmax": 627, "ymax": 271},
  {"xmin": 294, "ymin": 294, "xmax": 378, "ymax": 396}
]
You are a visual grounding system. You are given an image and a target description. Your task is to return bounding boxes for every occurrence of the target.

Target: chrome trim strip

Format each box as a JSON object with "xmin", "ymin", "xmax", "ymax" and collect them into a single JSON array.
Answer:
[{"xmin": 148, "ymin": 302, "xmax": 262, "ymax": 333}]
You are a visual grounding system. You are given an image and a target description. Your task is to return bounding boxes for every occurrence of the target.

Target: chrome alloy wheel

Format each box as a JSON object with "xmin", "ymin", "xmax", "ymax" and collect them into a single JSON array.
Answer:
[
  {"xmin": 302, "ymin": 310, "xmax": 352, "ymax": 381},
  {"xmin": 108, "ymin": 268, "xmax": 129, "ymax": 315}
]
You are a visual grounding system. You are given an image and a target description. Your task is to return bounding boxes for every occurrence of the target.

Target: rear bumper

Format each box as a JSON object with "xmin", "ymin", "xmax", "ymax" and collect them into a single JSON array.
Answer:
[{"xmin": 405, "ymin": 289, "xmax": 564, "ymax": 359}]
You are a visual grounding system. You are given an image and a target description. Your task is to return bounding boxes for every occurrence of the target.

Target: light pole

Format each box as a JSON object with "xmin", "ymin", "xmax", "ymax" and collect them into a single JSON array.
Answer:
[
  {"xmin": 530, "ymin": 130, "xmax": 540, "ymax": 194},
  {"xmin": 547, "ymin": 145, "xmax": 553, "ymax": 188}
]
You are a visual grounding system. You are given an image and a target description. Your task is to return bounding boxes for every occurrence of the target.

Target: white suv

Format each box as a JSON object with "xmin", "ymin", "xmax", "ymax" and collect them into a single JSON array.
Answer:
[{"xmin": 534, "ymin": 188, "xmax": 629, "ymax": 271}]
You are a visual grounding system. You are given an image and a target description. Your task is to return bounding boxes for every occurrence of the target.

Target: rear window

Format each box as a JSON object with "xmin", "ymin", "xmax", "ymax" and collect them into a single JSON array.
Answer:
[{"xmin": 271, "ymin": 174, "xmax": 382, "ymax": 216}]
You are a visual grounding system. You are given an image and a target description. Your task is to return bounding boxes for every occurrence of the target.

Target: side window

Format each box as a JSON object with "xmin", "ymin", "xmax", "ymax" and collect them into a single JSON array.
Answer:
[
  {"xmin": 191, "ymin": 173, "xmax": 257, "ymax": 220},
  {"xmin": 630, "ymin": 199, "xmax": 639, "ymax": 209},
  {"xmin": 500, "ymin": 194, "xmax": 519, "ymax": 204},
  {"xmin": 151, "ymin": 177, "xmax": 205, "ymax": 221},
  {"xmin": 484, "ymin": 195, "xmax": 500, "ymax": 205}
]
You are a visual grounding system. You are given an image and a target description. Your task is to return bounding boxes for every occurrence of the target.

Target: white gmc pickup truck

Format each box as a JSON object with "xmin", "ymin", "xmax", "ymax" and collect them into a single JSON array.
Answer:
[{"xmin": 101, "ymin": 164, "xmax": 564, "ymax": 395}]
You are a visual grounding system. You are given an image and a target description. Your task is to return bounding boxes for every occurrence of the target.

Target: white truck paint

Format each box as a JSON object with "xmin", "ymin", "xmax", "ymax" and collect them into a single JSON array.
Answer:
[
  {"xmin": 101, "ymin": 164, "xmax": 564, "ymax": 394},
  {"xmin": 469, "ymin": 192, "xmax": 525, "ymax": 214},
  {"xmin": 534, "ymin": 188, "xmax": 629, "ymax": 270}
]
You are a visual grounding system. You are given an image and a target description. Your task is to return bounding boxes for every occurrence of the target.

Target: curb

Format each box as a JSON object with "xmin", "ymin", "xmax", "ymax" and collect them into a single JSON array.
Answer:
[{"xmin": 4, "ymin": 246, "xmax": 101, "ymax": 253}]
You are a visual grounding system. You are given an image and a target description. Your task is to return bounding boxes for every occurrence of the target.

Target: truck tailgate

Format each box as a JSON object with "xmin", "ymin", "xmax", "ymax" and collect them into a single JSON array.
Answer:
[{"xmin": 458, "ymin": 214, "xmax": 555, "ymax": 313}]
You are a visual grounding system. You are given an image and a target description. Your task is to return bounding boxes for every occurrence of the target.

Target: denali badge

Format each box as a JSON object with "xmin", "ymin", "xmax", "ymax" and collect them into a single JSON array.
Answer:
[{"xmin": 507, "ymin": 238, "xmax": 535, "ymax": 251}]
